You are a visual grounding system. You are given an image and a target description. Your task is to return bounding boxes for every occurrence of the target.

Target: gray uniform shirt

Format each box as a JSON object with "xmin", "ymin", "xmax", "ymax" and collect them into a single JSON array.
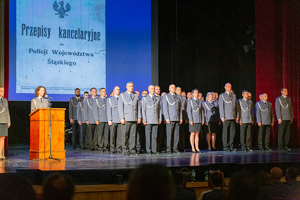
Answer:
[
  {"xmin": 219, "ymin": 92, "xmax": 237, "ymax": 120},
  {"xmin": 118, "ymin": 91, "xmax": 141, "ymax": 122},
  {"xmin": 77, "ymin": 100, "xmax": 85, "ymax": 123},
  {"xmin": 83, "ymin": 97, "xmax": 97, "ymax": 124},
  {"xmin": 203, "ymin": 100, "xmax": 220, "ymax": 123},
  {"xmin": 187, "ymin": 98, "xmax": 203, "ymax": 123},
  {"xmin": 107, "ymin": 95, "xmax": 120, "ymax": 123},
  {"xmin": 31, "ymin": 97, "xmax": 50, "ymax": 113},
  {"xmin": 0, "ymin": 97, "xmax": 10, "ymax": 124},
  {"xmin": 275, "ymin": 96, "xmax": 293, "ymax": 120},
  {"xmin": 237, "ymin": 98, "xmax": 254, "ymax": 123},
  {"xmin": 69, "ymin": 96, "xmax": 83, "ymax": 120},
  {"xmin": 163, "ymin": 93, "xmax": 182, "ymax": 121},
  {"xmin": 255, "ymin": 101, "xmax": 274, "ymax": 125},
  {"xmin": 142, "ymin": 94, "xmax": 162, "ymax": 124},
  {"xmin": 93, "ymin": 97, "xmax": 108, "ymax": 122},
  {"xmin": 180, "ymin": 96, "xmax": 188, "ymax": 121}
]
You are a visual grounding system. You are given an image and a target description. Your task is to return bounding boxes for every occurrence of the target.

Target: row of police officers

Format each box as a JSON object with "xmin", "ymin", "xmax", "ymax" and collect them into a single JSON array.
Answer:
[{"xmin": 65, "ymin": 82, "xmax": 294, "ymax": 155}]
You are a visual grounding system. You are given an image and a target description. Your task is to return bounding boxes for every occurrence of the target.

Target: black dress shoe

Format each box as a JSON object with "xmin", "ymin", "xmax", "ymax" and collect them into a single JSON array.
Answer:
[
  {"xmin": 168, "ymin": 151, "xmax": 173, "ymax": 154},
  {"xmin": 192, "ymin": 151, "xmax": 196, "ymax": 153},
  {"xmin": 229, "ymin": 148, "xmax": 236, "ymax": 152},
  {"xmin": 265, "ymin": 148, "xmax": 272, "ymax": 151},
  {"xmin": 147, "ymin": 152, "xmax": 152, "ymax": 155},
  {"xmin": 223, "ymin": 148, "xmax": 229, "ymax": 152},
  {"xmin": 284, "ymin": 147, "xmax": 291, "ymax": 151},
  {"xmin": 72, "ymin": 146, "xmax": 76, "ymax": 149}
]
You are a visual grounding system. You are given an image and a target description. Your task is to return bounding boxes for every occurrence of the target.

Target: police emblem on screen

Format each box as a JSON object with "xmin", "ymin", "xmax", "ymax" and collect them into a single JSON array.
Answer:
[{"xmin": 53, "ymin": 1, "xmax": 71, "ymax": 19}]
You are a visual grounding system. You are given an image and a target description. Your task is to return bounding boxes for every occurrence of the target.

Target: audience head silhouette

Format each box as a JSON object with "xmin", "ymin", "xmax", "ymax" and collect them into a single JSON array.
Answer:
[
  {"xmin": 127, "ymin": 164, "xmax": 174, "ymax": 200},
  {"xmin": 41, "ymin": 173, "xmax": 75, "ymax": 200}
]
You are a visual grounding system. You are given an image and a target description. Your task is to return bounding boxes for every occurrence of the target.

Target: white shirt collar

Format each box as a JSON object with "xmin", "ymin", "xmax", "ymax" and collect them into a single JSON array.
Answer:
[
  {"xmin": 208, "ymin": 100, "xmax": 213, "ymax": 103},
  {"xmin": 114, "ymin": 95, "xmax": 119, "ymax": 98},
  {"xmin": 243, "ymin": 98, "xmax": 248, "ymax": 101},
  {"xmin": 282, "ymin": 95, "xmax": 287, "ymax": 98},
  {"xmin": 193, "ymin": 97, "xmax": 198, "ymax": 101}
]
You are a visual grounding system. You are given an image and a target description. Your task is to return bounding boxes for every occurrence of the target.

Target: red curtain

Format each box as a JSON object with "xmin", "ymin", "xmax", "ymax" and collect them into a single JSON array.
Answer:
[{"xmin": 256, "ymin": 0, "xmax": 300, "ymax": 147}]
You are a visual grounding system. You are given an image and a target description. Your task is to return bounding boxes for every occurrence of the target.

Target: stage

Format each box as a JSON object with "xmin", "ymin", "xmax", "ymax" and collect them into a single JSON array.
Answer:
[{"xmin": 1, "ymin": 145, "xmax": 300, "ymax": 185}]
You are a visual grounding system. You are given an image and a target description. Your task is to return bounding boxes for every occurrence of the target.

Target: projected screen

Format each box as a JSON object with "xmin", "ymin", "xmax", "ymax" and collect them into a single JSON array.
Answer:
[{"xmin": 9, "ymin": 0, "xmax": 152, "ymax": 101}]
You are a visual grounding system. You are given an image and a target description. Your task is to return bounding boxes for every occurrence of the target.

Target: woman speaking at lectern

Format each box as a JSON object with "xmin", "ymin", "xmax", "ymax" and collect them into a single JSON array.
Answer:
[{"xmin": 31, "ymin": 86, "xmax": 50, "ymax": 113}]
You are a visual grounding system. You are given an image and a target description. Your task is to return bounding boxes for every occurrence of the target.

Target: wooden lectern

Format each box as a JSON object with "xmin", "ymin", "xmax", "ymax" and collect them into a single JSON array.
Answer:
[{"xmin": 29, "ymin": 108, "xmax": 66, "ymax": 160}]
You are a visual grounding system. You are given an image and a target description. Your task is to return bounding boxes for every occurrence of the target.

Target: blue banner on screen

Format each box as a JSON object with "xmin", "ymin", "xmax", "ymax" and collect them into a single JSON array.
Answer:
[{"xmin": 9, "ymin": 0, "xmax": 152, "ymax": 101}]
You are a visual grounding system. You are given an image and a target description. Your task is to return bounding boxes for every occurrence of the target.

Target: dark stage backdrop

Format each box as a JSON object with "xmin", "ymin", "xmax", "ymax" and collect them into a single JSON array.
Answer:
[
  {"xmin": 158, "ymin": 0, "xmax": 256, "ymax": 99},
  {"xmin": 256, "ymin": 0, "xmax": 300, "ymax": 147}
]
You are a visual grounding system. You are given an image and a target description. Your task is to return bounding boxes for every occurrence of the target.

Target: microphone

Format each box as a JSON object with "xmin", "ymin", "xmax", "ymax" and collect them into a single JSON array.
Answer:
[{"xmin": 44, "ymin": 95, "xmax": 53, "ymax": 99}]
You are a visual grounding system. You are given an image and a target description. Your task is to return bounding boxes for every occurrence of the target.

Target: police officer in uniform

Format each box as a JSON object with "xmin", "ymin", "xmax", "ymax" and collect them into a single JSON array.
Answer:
[
  {"xmin": 94, "ymin": 88, "xmax": 109, "ymax": 152},
  {"xmin": 84, "ymin": 88, "xmax": 98, "ymax": 151},
  {"xmin": 142, "ymin": 85, "xmax": 162, "ymax": 154},
  {"xmin": 69, "ymin": 88, "xmax": 84, "ymax": 149},
  {"xmin": 219, "ymin": 83, "xmax": 237, "ymax": 152},
  {"xmin": 256, "ymin": 93, "xmax": 274, "ymax": 151},
  {"xmin": 275, "ymin": 88, "xmax": 293, "ymax": 150},
  {"xmin": 0, "ymin": 86, "xmax": 10, "ymax": 160},
  {"xmin": 118, "ymin": 82, "xmax": 141, "ymax": 155},
  {"xmin": 31, "ymin": 86, "xmax": 50, "ymax": 113},
  {"xmin": 163, "ymin": 84, "xmax": 183, "ymax": 154},
  {"xmin": 77, "ymin": 91, "xmax": 89, "ymax": 149},
  {"xmin": 107, "ymin": 86, "xmax": 122, "ymax": 154},
  {"xmin": 237, "ymin": 90, "xmax": 254, "ymax": 151}
]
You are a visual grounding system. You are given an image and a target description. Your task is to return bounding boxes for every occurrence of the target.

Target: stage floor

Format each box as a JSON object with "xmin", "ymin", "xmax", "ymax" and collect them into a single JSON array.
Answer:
[
  {"xmin": 2, "ymin": 145, "xmax": 300, "ymax": 172},
  {"xmin": 1, "ymin": 145, "xmax": 300, "ymax": 184}
]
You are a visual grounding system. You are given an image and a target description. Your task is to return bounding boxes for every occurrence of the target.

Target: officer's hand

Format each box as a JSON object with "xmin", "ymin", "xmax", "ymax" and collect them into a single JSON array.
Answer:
[
  {"xmin": 271, "ymin": 122, "xmax": 274, "ymax": 127},
  {"xmin": 179, "ymin": 120, "xmax": 183, "ymax": 124},
  {"xmin": 159, "ymin": 121, "xmax": 161, "ymax": 125},
  {"xmin": 278, "ymin": 119, "xmax": 282, "ymax": 124},
  {"xmin": 190, "ymin": 121, "xmax": 193, "ymax": 125},
  {"xmin": 291, "ymin": 119, "xmax": 293, "ymax": 124},
  {"xmin": 8, "ymin": 123, "xmax": 10, "ymax": 128},
  {"xmin": 137, "ymin": 118, "xmax": 141, "ymax": 124},
  {"xmin": 236, "ymin": 117, "xmax": 239, "ymax": 124},
  {"xmin": 143, "ymin": 122, "xmax": 147, "ymax": 126},
  {"xmin": 96, "ymin": 121, "xmax": 99, "ymax": 125},
  {"xmin": 240, "ymin": 121, "xmax": 243, "ymax": 126},
  {"xmin": 202, "ymin": 121, "xmax": 205, "ymax": 125},
  {"xmin": 258, "ymin": 122, "xmax": 262, "ymax": 127},
  {"xmin": 166, "ymin": 119, "xmax": 171, "ymax": 124},
  {"xmin": 221, "ymin": 118, "xmax": 225, "ymax": 122},
  {"xmin": 121, "ymin": 119, "xmax": 125, "ymax": 125},
  {"xmin": 108, "ymin": 121, "xmax": 112, "ymax": 126},
  {"xmin": 86, "ymin": 121, "xmax": 89, "ymax": 125},
  {"xmin": 205, "ymin": 123, "xmax": 208, "ymax": 126},
  {"xmin": 185, "ymin": 119, "xmax": 188, "ymax": 124}
]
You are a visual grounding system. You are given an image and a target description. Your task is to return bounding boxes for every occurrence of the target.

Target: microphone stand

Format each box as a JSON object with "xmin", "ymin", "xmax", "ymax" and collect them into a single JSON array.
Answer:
[{"xmin": 34, "ymin": 97, "xmax": 60, "ymax": 162}]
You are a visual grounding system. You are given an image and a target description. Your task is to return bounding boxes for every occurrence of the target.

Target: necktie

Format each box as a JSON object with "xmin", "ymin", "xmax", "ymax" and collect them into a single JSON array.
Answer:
[
  {"xmin": 152, "ymin": 96, "xmax": 154, "ymax": 101},
  {"xmin": 196, "ymin": 99, "xmax": 198, "ymax": 104},
  {"xmin": 117, "ymin": 97, "xmax": 119, "ymax": 101},
  {"xmin": 0, "ymin": 98, "xmax": 2, "ymax": 104},
  {"xmin": 130, "ymin": 93, "xmax": 132, "ymax": 99},
  {"xmin": 41, "ymin": 98, "xmax": 43, "ymax": 103}
]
